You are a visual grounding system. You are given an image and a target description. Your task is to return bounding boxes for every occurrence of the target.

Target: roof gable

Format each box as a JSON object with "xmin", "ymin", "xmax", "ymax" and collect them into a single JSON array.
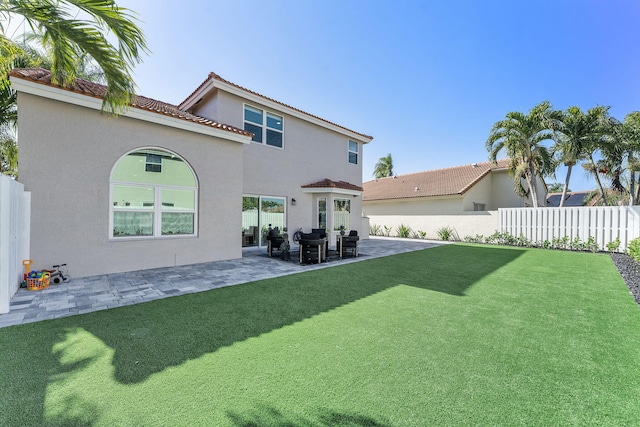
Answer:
[
  {"xmin": 180, "ymin": 72, "xmax": 373, "ymax": 143},
  {"xmin": 362, "ymin": 159, "xmax": 511, "ymax": 201},
  {"xmin": 9, "ymin": 68, "xmax": 252, "ymax": 140}
]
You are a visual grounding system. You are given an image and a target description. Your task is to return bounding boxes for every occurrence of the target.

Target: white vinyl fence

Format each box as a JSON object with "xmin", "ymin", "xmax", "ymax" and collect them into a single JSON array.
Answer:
[
  {"xmin": 499, "ymin": 206, "xmax": 640, "ymax": 251},
  {"xmin": 0, "ymin": 175, "xmax": 30, "ymax": 314}
]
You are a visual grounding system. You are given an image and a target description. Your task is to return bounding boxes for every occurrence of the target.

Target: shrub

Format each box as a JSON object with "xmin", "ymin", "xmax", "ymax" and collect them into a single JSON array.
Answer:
[
  {"xmin": 418, "ymin": 230, "xmax": 427, "ymax": 239},
  {"xmin": 464, "ymin": 234, "xmax": 484, "ymax": 243},
  {"xmin": 628, "ymin": 238, "xmax": 640, "ymax": 262},
  {"xmin": 515, "ymin": 234, "xmax": 532, "ymax": 247},
  {"xmin": 383, "ymin": 225, "xmax": 392, "ymax": 237},
  {"xmin": 369, "ymin": 224, "xmax": 381, "ymax": 236},
  {"xmin": 607, "ymin": 238, "xmax": 621, "ymax": 253},
  {"xmin": 551, "ymin": 236, "xmax": 570, "ymax": 250},
  {"xmin": 485, "ymin": 231, "xmax": 516, "ymax": 246},
  {"xmin": 436, "ymin": 226, "xmax": 455, "ymax": 241},
  {"xmin": 585, "ymin": 236, "xmax": 599, "ymax": 253},
  {"xmin": 397, "ymin": 224, "xmax": 411, "ymax": 238}
]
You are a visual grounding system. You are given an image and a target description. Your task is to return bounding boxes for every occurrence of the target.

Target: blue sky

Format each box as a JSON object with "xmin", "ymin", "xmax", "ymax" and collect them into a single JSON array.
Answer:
[{"xmin": 113, "ymin": 0, "xmax": 640, "ymax": 191}]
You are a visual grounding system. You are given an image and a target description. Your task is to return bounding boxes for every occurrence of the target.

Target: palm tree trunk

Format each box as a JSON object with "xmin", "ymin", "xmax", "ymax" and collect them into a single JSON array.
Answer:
[
  {"xmin": 525, "ymin": 172, "xmax": 539, "ymax": 208},
  {"xmin": 589, "ymin": 154, "xmax": 608, "ymax": 206},
  {"xmin": 560, "ymin": 165, "xmax": 573, "ymax": 207},
  {"xmin": 630, "ymin": 172, "xmax": 636, "ymax": 206}
]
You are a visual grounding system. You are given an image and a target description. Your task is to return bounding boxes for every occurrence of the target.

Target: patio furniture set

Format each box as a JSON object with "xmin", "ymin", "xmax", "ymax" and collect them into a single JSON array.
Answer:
[{"xmin": 267, "ymin": 228, "xmax": 359, "ymax": 264}]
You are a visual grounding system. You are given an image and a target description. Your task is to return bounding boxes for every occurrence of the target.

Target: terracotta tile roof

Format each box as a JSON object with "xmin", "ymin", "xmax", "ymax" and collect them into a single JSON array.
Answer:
[
  {"xmin": 363, "ymin": 159, "xmax": 511, "ymax": 201},
  {"xmin": 302, "ymin": 178, "xmax": 363, "ymax": 192},
  {"xmin": 182, "ymin": 72, "xmax": 373, "ymax": 141},
  {"xmin": 9, "ymin": 68, "xmax": 252, "ymax": 137}
]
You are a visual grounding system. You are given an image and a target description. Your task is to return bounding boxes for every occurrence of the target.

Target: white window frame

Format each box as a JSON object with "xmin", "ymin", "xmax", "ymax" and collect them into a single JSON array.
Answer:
[
  {"xmin": 109, "ymin": 148, "xmax": 198, "ymax": 240},
  {"xmin": 318, "ymin": 197, "xmax": 327, "ymax": 230},
  {"xmin": 145, "ymin": 153, "xmax": 162, "ymax": 172},
  {"xmin": 243, "ymin": 104, "xmax": 284, "ymax": 149},
  {"xmin": 242, "ymin": 194, "xmax": 287, "ymax": 246},
  {"xmin": 333, "ymin": 197, "xmax": 351, "ymax": 231},
  {"xmin": 348, "ymin": 140, "xmax": 358, "ymax": 165}
]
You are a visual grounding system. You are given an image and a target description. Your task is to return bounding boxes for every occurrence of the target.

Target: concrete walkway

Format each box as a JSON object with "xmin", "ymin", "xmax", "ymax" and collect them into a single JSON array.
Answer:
[{"xmin": 0, "ymin": 237, "xmax": 444, "ymax": 328}]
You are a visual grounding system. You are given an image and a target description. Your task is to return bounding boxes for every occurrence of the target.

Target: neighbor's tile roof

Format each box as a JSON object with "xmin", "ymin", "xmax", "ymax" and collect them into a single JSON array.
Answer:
[
  {"xmin": 362, "ymin": 159, "xmax": 511, "ymax": 201},
  {"xmin": 182, "ymin": 72, "xmax": 373, "ymax": 141},
  {"xmin": 302, "ymin": 178, "xmax": 363, "ymax": 192},
  {"xmin": 9, "ymin": 68, "xmax": 252, "ymax": 137}
]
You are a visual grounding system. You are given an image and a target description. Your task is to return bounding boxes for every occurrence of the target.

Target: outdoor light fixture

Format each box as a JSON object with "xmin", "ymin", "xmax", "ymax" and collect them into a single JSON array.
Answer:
[{"xmin": 291, "ymin": 198, "xmax": 297, "ymax": 205}]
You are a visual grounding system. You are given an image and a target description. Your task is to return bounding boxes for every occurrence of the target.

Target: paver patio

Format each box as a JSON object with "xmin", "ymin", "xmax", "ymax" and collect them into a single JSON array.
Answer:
[{"xmin": 0, "ymin": 237, "xmax": 443, "ymax": 328}]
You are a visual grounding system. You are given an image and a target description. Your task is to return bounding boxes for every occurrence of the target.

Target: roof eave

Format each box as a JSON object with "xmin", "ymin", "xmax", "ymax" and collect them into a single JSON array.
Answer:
[
  {"xmin": 181, "ymin": 74, "xmax": 373, "ymax": 144},
  {"xmin": 363, "ymin": 193, "xmax": 463, "ymax": 202},
  {"xmin": 10, "ymin": 76, "xmax": 252, "ymax": 144},
  {"xmin": 302, "ymin": 187, "xmax": 362, "ymax": 196}
]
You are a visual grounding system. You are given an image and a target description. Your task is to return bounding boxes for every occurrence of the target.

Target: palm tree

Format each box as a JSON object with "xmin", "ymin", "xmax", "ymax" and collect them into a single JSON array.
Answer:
[
  {"xmin": 0, "ymin": 0, "xmax": 148, "ymax": 113},
  {"xmin": 546, "ymin": 182, "xmax": 565, "ymax": 193},
  {"xmin": 486, "ymin": 101, "xmax": 558, "ymax": 208},
  {"xmin": 579, "ymin": 106, "xmax": 619, "ymax": 206},
  {"xmin": 552, "ymin": 106, "xmax": 609, "ymax": 207},
  {"xmin": 373, "ymin": 153, "xmax": 394, "ymax": 178},
  {"xmin": 0, "ymin": 39, "xmax": 107, "ymax": 177},
  {"xmin": 621, "ymin": 112, "xmax": 640, "ymax": 205}
]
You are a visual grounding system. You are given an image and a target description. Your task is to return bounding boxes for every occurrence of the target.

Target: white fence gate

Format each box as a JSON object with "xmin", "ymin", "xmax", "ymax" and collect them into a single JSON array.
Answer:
[
  {"xmin": 499, "ymin": 206, "xmax": 640, "ymax": 251},
  {"xmin": 0, "ymin": 175, "xmax": 30, "ymax": 314}
]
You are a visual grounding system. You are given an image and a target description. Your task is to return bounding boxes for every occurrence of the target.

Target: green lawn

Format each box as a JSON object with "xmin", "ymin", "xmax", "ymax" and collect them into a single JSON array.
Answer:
[{"xmin": 1, "ymin": 244, "xmax": 639, "ymax": 426}]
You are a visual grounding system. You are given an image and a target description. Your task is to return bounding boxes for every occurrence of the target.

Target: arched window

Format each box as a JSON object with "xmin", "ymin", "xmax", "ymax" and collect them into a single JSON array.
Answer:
[{"xmin": 110, "ymin": 148, "xmax": 198, "ymax": 238}]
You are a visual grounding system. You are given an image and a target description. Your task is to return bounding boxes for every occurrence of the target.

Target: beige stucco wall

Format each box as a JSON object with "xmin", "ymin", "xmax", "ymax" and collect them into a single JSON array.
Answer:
[
  {"xmin": 363, "ymin": 196, "xmax": 463, "ymax": 216},
  {"xmin": 363, "ymin": 171, "xmax": 528, "ymax": 239},
  {"xmin": 17, "ymin": 93, "xmax": 244, "ymax": 278},
  {"xmin": 193, "ymin": 90, "xmax": 366, "ymax": 244},
  {"xmin": 365, "ymin": 212, "xmax": 499, "ymax": 240},
  {"xmin": 490, "ymin": 170, "xmax": 526, "ymax": 209}
]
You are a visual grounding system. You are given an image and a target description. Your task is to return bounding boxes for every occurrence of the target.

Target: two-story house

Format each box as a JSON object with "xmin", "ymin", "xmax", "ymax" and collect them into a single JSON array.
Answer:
[
  {"xmin": 9, "ymin": 68, "xmax": 372, "ymax": 277},
  {"xmin": 180, "ymin": 72, "xmax": 373, "ymax": 249}
]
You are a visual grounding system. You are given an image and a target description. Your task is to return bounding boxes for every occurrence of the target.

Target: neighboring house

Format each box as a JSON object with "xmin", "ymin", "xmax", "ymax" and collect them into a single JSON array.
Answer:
[
  {"xmin": 546, "ymin": 191, "xmax": 590, "ymax": 207},
  {"xmin": 362, "ymin": 159, "xmax": 546, "ymax": 238},
  {"xmin": 10, "ymin": 68, "xmax": 372, "ymax": 277}
]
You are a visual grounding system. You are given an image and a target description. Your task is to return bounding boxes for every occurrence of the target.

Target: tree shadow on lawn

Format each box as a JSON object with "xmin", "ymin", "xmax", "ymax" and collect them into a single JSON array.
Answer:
[
  {"xmin": 227, "ymin": 404, "xmax": 393, "ymax": 427},
  {"xmin": 86, "ymin": 244, "xmax": 523, "ymax": 384},
  {"xmin": 0, "ymin": 244, "xmax": 522, "ymax": 425}
]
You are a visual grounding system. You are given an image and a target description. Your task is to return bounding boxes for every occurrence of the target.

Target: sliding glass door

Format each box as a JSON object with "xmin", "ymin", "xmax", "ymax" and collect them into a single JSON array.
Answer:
[{"xmin": 242, "ymin": 195, "xmax": 285, "ymax": 247}]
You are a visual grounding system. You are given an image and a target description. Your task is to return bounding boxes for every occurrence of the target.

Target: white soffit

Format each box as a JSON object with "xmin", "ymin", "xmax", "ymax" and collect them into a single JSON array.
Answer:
[
  {"xmin": 302, "ymin": 187, "xmax": 362, "ymax": 196},
  {"xmin": 10, "ymin": 77, "xmax": 252, "ymax": 145}
]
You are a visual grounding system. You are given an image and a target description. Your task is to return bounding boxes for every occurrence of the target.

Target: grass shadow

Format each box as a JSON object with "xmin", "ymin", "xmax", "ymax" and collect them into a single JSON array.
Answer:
[
  {"xmin": 81, "ymin": 244, "xmax": 522, "ymax": 383},
  {"xmin": 0, "ymin": 244, "xmax": 522, "ymax": 425},
  {"xmin": 227, "ymin": 404, "xmax": 392, "ymax": 426}
]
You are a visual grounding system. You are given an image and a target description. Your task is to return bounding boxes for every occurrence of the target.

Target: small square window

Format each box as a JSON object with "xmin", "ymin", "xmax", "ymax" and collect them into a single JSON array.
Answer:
[
  {"xmin": 145, "ymin": 154, "xmax": 162, "ymax": 172},
  {"xmin": 473, "ymin": 202, "xmax": 486, "ymax": 211}
]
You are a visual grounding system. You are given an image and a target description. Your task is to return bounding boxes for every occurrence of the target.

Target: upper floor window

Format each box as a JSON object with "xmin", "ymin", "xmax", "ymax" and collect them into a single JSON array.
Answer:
[
  {"xmin": 348, "ymin": 140, "xmax": 358, "ymax": 164},
  {"xmin": 244, "ymin": 104, "xmax": 283, "ymax": 148},
  {"xmin": 145, "ymin": 153, "xmax": 162, "ymax": 172},
  {"xmin": 110, "ymin": 148, "xmax": 198, "ymax": 239}
]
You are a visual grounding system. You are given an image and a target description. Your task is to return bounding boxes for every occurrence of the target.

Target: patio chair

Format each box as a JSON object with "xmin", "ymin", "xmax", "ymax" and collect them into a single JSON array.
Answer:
[
  {"xmin": 312, "ymin": 228, "xmax": 329, "ymax": 257},
  {"xmin": 299, "ymin": 232, "xmax": 326, "ymax": 264},
  {"xmin": 266, "ymin": 228, "xmax": 285, "ymax": 257},
  {"xmin": 339, "ymin": 230, "xmax": 359, "ymax": 258}
]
